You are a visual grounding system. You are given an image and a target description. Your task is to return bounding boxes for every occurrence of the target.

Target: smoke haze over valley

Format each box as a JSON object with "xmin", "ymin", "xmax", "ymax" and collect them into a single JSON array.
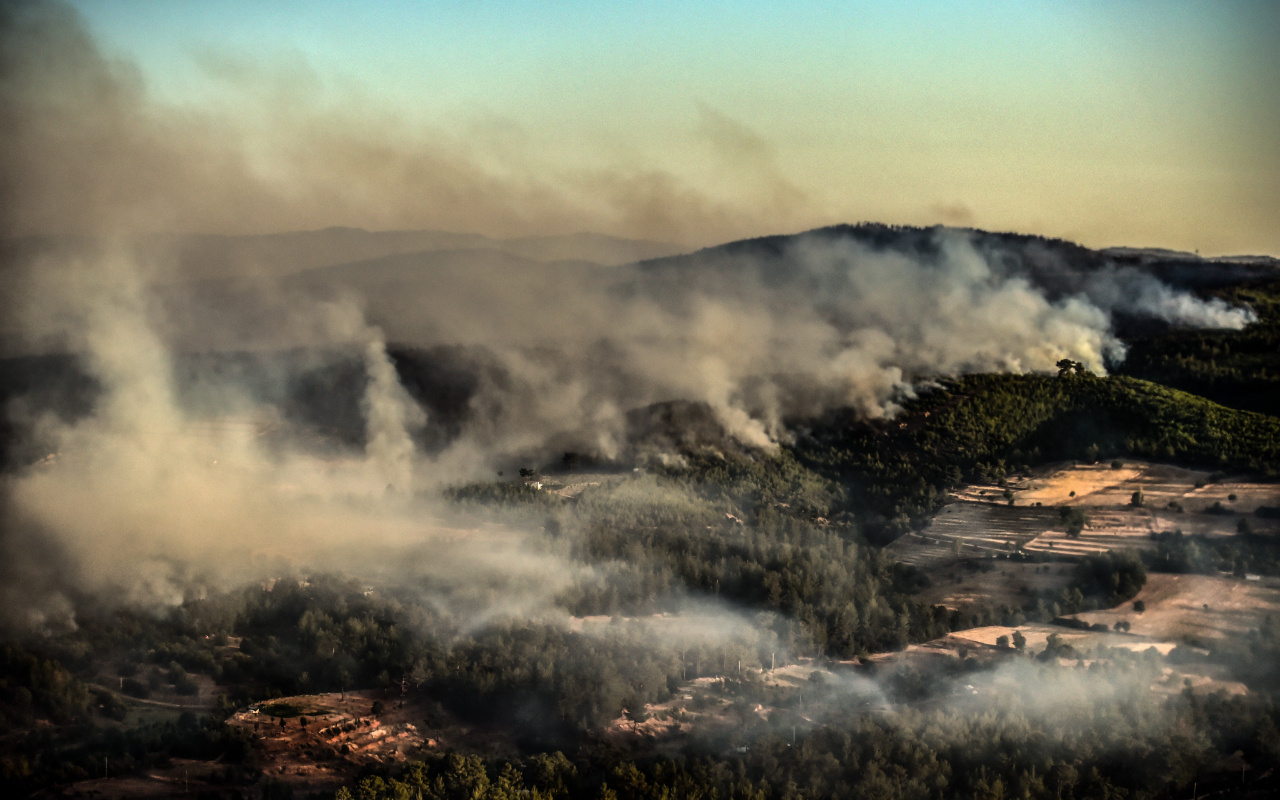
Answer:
[{"xmin": 3, "ymin": 2, "xmax": 1280, "ymax": 799}]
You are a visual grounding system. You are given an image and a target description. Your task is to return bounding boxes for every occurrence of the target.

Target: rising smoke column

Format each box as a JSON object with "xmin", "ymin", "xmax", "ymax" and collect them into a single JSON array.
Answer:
[{"xmin": 0, "ymin": 244, "xmax": 590, "ymax": 629}]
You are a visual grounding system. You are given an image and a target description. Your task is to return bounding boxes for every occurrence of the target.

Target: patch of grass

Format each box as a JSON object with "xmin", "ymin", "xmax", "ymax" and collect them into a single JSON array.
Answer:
[{"xmin": 258, "ymin": 701, "xmax": 309, "ymax": 718}]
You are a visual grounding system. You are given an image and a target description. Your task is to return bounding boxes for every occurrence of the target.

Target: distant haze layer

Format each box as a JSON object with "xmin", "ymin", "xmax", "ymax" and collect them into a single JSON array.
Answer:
[{"xmin": 2, "ymin": 0, "xmax": 1278, "ymax": 254}]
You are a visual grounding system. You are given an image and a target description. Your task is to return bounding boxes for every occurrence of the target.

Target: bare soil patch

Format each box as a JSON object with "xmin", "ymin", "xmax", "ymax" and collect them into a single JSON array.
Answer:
[
  {"xmin": 1072, "ymin": 573, "xmax": 1280, "ymax": 643},
  {"xmin": 889, "ymin": 461, "xmax": 1280, "ymax": 569},
  {"xmin": 942, "ymin": 623, "xmax": 1174, "ymax": 655},
  {"xmin": 915, "ymin": 561, "xmax": 1073, "ymax": 610}
]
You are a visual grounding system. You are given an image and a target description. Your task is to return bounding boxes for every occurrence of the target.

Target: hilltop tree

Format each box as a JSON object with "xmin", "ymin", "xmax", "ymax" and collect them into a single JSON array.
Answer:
[{"xmin": 1055, "ymin": 359, "xmax": 1094, "ymax": 378}]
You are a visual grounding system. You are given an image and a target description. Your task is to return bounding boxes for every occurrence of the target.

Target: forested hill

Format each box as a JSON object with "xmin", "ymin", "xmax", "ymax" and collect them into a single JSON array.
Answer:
[
  {"xmin": 1114, "ymin": 276, "xmax": 1280, "ymax": 415},
  {"xmin": 641, "ymin": 223, "xmax": 1099, "ymax": 271},
  {"xmin": 637, "ymin": 222, "xmax": 1279, "ymax": 293}
]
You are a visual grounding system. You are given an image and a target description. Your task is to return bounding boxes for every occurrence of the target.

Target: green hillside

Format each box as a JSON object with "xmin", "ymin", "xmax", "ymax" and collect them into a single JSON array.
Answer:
[{"xmin": 1116, "ymin": 277, "xmax": 1280, "ymax": 415}]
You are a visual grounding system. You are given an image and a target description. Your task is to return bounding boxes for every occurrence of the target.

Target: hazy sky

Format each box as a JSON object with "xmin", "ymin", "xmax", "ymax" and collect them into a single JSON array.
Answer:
[{"xmin": 31, "ymin": 1, "xmax": 1280, "ymax": 252}]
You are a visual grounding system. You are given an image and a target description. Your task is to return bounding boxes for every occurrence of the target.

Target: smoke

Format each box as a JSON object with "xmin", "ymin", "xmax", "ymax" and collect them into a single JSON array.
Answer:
[
  {"xmin": 0, "ymin": 242, "xmax": 586, "ymax": 631},
  {"xmin": 1080, "ymin": 267, "xmax": 1256, "ymax": 329},
  {"xmin": 571, "ymin": 602, "xmax": 788, "ymax": 673},
  {"xmin": 0, "ymin": 0, "xmax": 812, "ymax": 246},
  {"xmin": 0, "ymin": 1, "xmax": 1261, "ymax": 634},
  {"xmin": 1, "ymin": 225, "xmax": 1255, "ymax": 628},
  {"xmin": 243, "ymin": 228, "xmax": 1244, "ymax": 455}
]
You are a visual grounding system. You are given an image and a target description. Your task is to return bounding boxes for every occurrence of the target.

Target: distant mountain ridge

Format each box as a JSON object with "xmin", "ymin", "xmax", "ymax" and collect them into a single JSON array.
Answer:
[
  {"xmin": 4, "ymin": 222, "xmax": 1276, "ymax": 358},
  {"xmin": 634, "ymin": 222, "xmax": 1280, "ymax": 295},
  {"xmin": 643, "ymin": 223, "xmax": 1278, "ymax": 274},
  {"xmin": 0, "ymin": 227, "xmax": 690, "ymax": 282}
]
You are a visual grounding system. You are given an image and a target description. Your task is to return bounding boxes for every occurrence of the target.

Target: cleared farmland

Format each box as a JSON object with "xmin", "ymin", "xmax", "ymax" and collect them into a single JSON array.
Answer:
[
  {"xmin": 1073, "ymin": 572, "xmax": 1280, "ymax": 642},
  {"xmin": 886, "ymin": 461, "xmax": 1280, "ymax": 570}
]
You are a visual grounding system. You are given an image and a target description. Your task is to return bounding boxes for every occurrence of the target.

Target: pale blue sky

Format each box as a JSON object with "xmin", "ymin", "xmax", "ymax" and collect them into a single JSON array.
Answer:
[{"xmin": 49, "ymin": 1, "xmax": 1280, "ymax": 252}]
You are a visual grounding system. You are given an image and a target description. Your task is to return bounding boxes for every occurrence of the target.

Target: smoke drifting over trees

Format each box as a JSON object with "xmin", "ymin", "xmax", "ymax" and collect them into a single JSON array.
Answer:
[
  {"xmin": 0, "ymin": 6, "xmax": 1260, "ymax": 630},
  {"xmin": 4, "ymin": 4, "xmax": 1280, "ymax": 799},
  {"xmin": 0, "ymin": 218, "xmax": 1259, "ymax": 619}
]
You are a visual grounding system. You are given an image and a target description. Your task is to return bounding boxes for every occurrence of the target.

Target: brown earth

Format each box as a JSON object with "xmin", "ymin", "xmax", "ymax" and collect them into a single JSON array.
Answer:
[
  {"xmin": 887, "ymin": 461, "xmax": 1280, "ymax": 570},
  {"xmin": 943, "ymin": 623, "xmax": 1175, "ymax": 655},
  {"xmin": 915, "ymin": 561, "xmax": 1074, "ymax": 610},
  {"xmin": 1073, "ymin": 573, "xmax": 1280, "ymax": 643}
]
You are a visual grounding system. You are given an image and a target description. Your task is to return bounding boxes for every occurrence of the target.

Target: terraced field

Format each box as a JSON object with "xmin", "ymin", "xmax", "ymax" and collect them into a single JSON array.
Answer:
[
  {"xmin": 887, "ymin": 461, "xmax": 1280, "ymax": 569},
  {"xmin": 885, "ymin": 504, "xmax": 1058, "ymax": 568}
]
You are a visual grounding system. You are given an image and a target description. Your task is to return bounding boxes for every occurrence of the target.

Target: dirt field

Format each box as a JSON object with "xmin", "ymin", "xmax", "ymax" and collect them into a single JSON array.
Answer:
[
  {"xmin": 915, "ymin": 561, "xmax": 1073, "ymax": 610},
  {"xmin": 886, "ymin": 504, "xmax": 1058, "ymax": 567},
  {"xmin": 875, "ymin": 625, "xmax": 1254, "ymax": 701},
  {"xmin": 887, "ymin": 461, "xmax": 1280, "ymax": 569},
  {"xmin": 943, "ymin": 623, "xmax": 1176, "ymax": 655},
  {"xmin": 220, "ymin": 691, "xmax": 428, "ymax": 795},
  {"xmin": 1073, "ymin": 573, "xmax": 1280, "ymax": 643},
  {"xmin": 1015, "ymin": 462, "xmax": 1279, "ymax": 514}
]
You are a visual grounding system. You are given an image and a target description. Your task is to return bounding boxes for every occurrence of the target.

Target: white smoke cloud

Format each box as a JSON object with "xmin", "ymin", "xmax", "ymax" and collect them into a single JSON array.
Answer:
[
  {"xmin": 290, "ymin": 230, "xmax": 1167, "ymax": 456},
  {"xmin": 1081, "ymin": 267, "xmax": 1257, "ymax": 328},
  {"xmin": 1, "ymin": 246, "xmax": 581, "ymax": 627}
]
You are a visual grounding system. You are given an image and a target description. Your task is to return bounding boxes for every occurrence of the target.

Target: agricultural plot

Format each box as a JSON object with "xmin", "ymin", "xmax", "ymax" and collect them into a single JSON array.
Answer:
[
  {"xmin": 888, "ymin": 461, "xmax": 1280, "ymax": 569},
  {"xmin": 914, "ymin": 561, "xmax": 1073, "ymax": 610},
  {"xmin": 881, "ymin": 625, "xmax": 1248, "ymax": 699},
  {"xmin": 1015, "ymin": 462, "xmax": 1277, "ymax": 513},
  {"xmin": 1072, "ymin": 573, "xmax": 1280, "ymax": 643},
  {"xmin": 943, "ymin": 623, "xmax": 1175, "ymax": 655},
  {"xmin": 885, "ymin": 504, "xmax": 1059, "ymax": 568}
]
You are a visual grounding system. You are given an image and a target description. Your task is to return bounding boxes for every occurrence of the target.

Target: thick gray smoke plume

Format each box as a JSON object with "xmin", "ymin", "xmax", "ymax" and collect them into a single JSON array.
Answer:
[{"xmin": 0, "ymin": 245, "xmax": 584, "ymax": 629}]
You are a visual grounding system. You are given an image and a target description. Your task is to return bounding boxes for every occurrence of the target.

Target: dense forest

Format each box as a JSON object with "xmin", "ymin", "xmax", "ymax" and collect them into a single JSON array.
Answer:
[
  {"xmin": 331, "ymin": 609, "xmax": 1280, "ymax": 800},
  {"xmin": 1114, "ymin": 277, "xmax": 1280, "ymax": 416}
]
